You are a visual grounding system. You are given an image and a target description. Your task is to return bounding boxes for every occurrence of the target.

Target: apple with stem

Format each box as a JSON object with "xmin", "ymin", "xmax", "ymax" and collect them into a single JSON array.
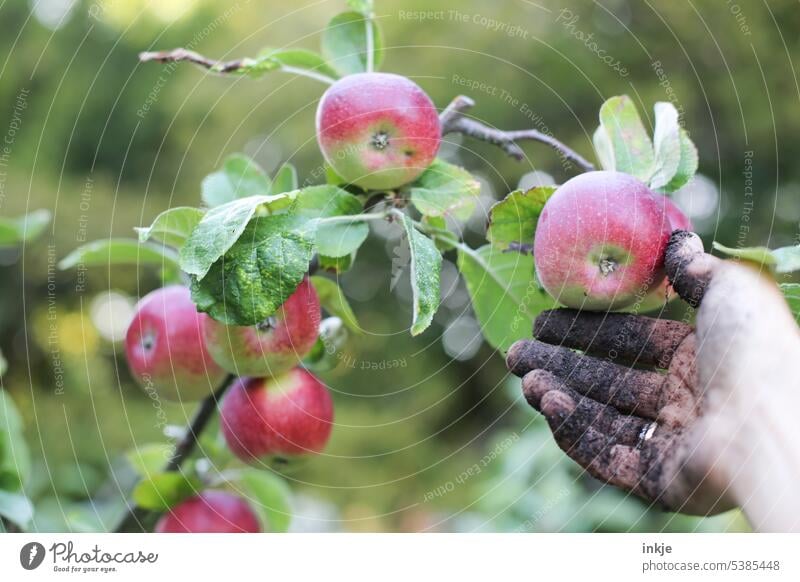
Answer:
[
  {"xmin": 155, "ymin": 491, "xmax": 260, "ymax": 533},
  {"xmin": 316, "ymin": 72, "xmax": 441, "ymax": 190},
  {"xmin": 533, "ymin": 171, "xmax": 672, "ymax": 311},
  {"xmin": 203, "ymin": 278, "xmax": 320, "ymax": 378},
  {"xmin": 125, "ymin": 285, "xmax": 226, "ymax": 401},
  {"xmin": 220, "ymin": 368, "xmax": 333, "ymax": 467}
]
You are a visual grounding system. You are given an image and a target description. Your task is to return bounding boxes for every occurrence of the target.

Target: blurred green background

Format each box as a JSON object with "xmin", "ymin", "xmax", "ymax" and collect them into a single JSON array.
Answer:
[{"xmin": 2, "ymin": 0, "xmax": 797, "ymax": 532}]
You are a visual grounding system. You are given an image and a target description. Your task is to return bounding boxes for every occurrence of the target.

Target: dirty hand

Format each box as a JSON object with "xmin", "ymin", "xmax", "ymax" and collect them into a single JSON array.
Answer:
[{"xmin": 506, "ymin": 231, "xmax": 800, "ymax": 532}]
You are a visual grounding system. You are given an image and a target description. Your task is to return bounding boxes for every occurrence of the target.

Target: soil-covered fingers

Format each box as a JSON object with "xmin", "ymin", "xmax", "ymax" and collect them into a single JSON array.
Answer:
[
  {"xmin": 664, "ymin": 231, "xmax": 721, "ymax": 308},
  {"xmin": 522, "ymin": 370, "xmax": 651, "ymax": 447},
  {"xmin": 507, "ymin": 340, "xmax": 665, "ymax": 418},
  {"xmin": 533, "ymin": 309, "xmax": 693, "ymax": 369},
  {"xmin": 535, "ymin": 386, "xmax": 649, "ymax": 494}
]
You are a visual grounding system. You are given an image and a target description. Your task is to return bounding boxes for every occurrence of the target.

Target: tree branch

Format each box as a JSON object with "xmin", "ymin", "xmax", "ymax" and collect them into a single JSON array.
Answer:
[
  {"xmin": 139, "ymin": 49, "xmax": 248, "ymax": 73},
  {"xmin": 115, "ymin": 375, "xmax": 235, "ymax": 532},
  {"xmin": 138, "ymin": 49, "xmax": 336, "ymax": 84},
  {"xmin": 439, "ymin": 95, "xmax": 595, "ymax": 173}
]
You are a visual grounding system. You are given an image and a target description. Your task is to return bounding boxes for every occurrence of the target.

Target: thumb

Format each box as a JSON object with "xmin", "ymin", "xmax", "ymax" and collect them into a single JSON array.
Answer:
[{"xmin": 664, "ymin": 230, "xmax": 721, "ymax": 308}]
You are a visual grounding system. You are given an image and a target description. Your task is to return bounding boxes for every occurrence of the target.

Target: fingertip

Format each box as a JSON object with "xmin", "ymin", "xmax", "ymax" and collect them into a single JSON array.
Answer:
[
  {"xmin": 521, "ymin": 369, "xmax": 561, "ymax": 409},
  {"xmin": 540, "ymin": 389, "xmax": 576, "ymax": 426},
  {"xmin": 505, "ymin": 340, "xmax": 530, "ymax": 376},
  {"xmin": 665, "ymin": 230, "xmax": 717, "ymax": 308}
]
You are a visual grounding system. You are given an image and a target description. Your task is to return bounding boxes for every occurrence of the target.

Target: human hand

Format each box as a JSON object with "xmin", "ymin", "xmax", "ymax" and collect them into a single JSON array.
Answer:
[{"xmin": 506, "ymin": 231, "xmax": 800, "ymax": 531}]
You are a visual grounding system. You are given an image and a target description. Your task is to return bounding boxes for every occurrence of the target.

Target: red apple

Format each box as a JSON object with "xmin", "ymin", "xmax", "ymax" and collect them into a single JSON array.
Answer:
[
  {"xmin": 203, "ymin": 278, "xmax": 320, "ymax": 378},
  {"xmin": 533, "ymin": 171, "xmax": 672, "ymax": 311},
  {"xmin": 125, "ymin": 285, "xmax": 226, "ymax": 401},
  {"xmin": 155, "ymin": 491, "xmax": 260, "ymax": 533},
  {"xmin": 634, "ymin": 195, "xmax": 693, "ymax": 312},
  {"xmin": 316, "ymin": 72, "xmax": 441, "ymax": 190},
  {"xmin": 220, "ymin": 369, "xmax": 333, "ymax": 465}
]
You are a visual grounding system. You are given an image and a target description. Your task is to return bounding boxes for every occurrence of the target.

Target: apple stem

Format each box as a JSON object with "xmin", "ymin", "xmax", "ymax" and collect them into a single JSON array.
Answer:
[
  {"xmin": 439, "ymin": 95, "xmax": 595, "ymax": 173},
  {"xmin": 114, "ymin": 375, "xmax": 236, "ymax": 532}
]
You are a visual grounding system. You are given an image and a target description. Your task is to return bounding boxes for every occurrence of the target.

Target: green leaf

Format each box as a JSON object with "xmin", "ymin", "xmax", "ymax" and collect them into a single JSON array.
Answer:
[
  {"xmin": 132, "ymin": 472, "xmax": 199, "ymax": 511},
  {"xmin": 400, "ymin": 215, "xmax": 441, "ymax": 335},
  {"xmin": 0, "ymin": 349, "xmax": 6, "ymax": 377},
  {"xmin": 322, "ymin": 11, "xmax": 383, "ymax": 77},
  {"xmin": 781, "ymin": 283, "xmax": 800, "ymax": 323},
  {"xmin": 773, "ymin": 245, "xmax": 800, "ymax": 273},
  {"xmin": 0, "ymin": 490, "xmax": 34, "ymax": 528},
  {"xmin": 596, "ymin": 95, "xmax": 655, "ymax": 182},
  {"xmin": 712, "ymin": 242, "xmax": 775, "ymax": 266},
  {"xmin": 293, "ymin": 186, "xmax": 369, "ymax": 258},
  {"xmin": 319, "ymin": 253, "xmax": 354, "ymax": 273},
  {"xmin": 593, "ymin": 125, "xmax": 615, "ymax": 171},
  {"xmin": 649, "ymin": 102, "xmax": 683, "ymax": 190},
  {"xmin": 487, "ymin": 186, "xmax": 557, "ymax": 249},
  {"xmin": 125, "ymin": 444, "xmax": 172, "ymax": 477},
  {"xmin": 421, "ymin": 215, "xmax": 456, "ymax": 252},
  {"xmin": 191, "ymin": 214, "xmax": 314, "ymax": 325},
  {"xmin": 238, "ymin": 469, "xmax": 292, "ymax": 533},
  {"xmin": 310, "ymin": 275, "xmax": 360, "ymax": 333},
  {"xmin": 135, "ymin": 207, "xmax": 205, "ymax": 248},
  {"xmin": 458, "ymin": 245, "xmax": 555, "ymax": 352},
  {"xmin": 59, "ymin": 239, "xmax": 179, "ymax": 271},
  {"xmin": 409, "ymin": 159, "xmax": 480, "ymax": 221},
  {"xmin": 665, "ymin": 129, "xmax": 699, "ymax": 192},
  {"xmin": 0, "ymin": 390, "xmax": 30, "ymax": 491},
  {"xmin": 244, "ymin": 49, "xmax": 339, "ymax": 82},
  {"xmin": 180, "ymin": 193, "xmax": 295, "ymax": 279},
  {"xmin": 711, "ymin": 242, "xmax": 800, "ymax": 274},
  {"xmin": 201, "ymin": 154, "xmax": 272, "ymax": 208},
  {"xmin": 0, "ymin": 210, "xmax": 51, "ymax": 246},
  {"xmin": 271, "ymin": 164, "xmax": 299, "ymax": 194}
]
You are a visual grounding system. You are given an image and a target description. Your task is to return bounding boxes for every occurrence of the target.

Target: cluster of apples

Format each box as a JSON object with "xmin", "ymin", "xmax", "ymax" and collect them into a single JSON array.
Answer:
[
  {"xmin": 121, "ymin": 72, "xmax": 443, "ymax": 533},
  {"xmin": 534, "ymin": 170, "xmax": 691, "ymax": 312},
  {"xmin": 124, "ymin": 280, "xmax": 331, "ymax": 532}
]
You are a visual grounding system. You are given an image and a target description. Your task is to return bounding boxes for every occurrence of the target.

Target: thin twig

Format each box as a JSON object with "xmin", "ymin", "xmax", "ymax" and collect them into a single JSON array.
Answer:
[
  {"xmin": 139, "ymin": 49, "xmax": 248, "ymax": 73},
  {"xmin": 439, "ymin": 95, "xmax": 595, "ymax": 172},
  {"xmin": 115, "ymin": 375, "xmax": 235, "ymax": 532},
  {"xmin": 139, "ymin": 49, "xmax": 336, "ymax": 84}
]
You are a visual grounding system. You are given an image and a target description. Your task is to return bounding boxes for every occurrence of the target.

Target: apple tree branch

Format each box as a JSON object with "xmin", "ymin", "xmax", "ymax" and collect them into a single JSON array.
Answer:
[{"xmin": 439, "ymin": 95, "xmax": 595, "ymax": 172}]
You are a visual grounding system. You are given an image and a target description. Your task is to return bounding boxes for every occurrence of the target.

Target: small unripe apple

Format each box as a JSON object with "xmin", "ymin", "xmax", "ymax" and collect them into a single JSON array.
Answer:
[
  {"xmin": 635, "ymin": 195, "xmax": 693, "ymax": 312},
  {"xmin": 220, "ymin": 368, "xmax": 333, "ymax": 465},
  {"xmin": 203, "ymin": 278, "xmax": 320, "ymax": 378},
  {"xmin": 155, "ymin": 491, "xmax": 260, "ymax": 533},
  {"xmin": 125, "ymin": 285, "xmax": 226, "ymax": 401},
  {"xmin": 316, "ymin": 72, "xmax": 441, "ymax": 190},
  {"xmin": 533, "ymin": 171, "xmax": 672, "ymax": 311}
]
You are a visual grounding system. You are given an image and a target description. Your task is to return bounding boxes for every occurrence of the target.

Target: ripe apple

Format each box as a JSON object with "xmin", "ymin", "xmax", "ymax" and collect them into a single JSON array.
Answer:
[
  {"xmin": 316, "ymin": 72, "xmax": 441, "ymax": 190},
  {"xmin": 634, "ymin": 195, "xmax": 693, "ymax": 312},
  {"xmin": 155, "ymin": 491, "xmax": 260, "ymax": 533},
  {"xmin": 533, "ymin": 171, "xmax": 672, "ymax": 311},
  {"xmin": 220, "ymin": 368, "xmax": 333, "ymax": 465},
  {"xmin": 203, "ymin": 278, "xmax": 320, "ymax": 378},
  {"xmin": 125, "ymin": 285, "xmax": 227, "ymax": 401}
]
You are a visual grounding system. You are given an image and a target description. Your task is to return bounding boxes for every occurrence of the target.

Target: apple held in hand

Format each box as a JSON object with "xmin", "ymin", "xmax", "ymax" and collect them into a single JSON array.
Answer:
[
  {"xmin": 220, "ymin": 368, "xmax": 333, "ymax": 465},
  {"xmin": 125, "ymin": 285, "xmax": 227, "ymax": 401},
  {"xmin": 316, "ymin": 72, "xmax": 441, "ymax": 190},
  {"xmin": 203, "ymin": 278, "xmax": 320, "ymax": 378},
  {"xmin": 534, "ymin": 171, "xmax": 672, "ymax": 311},
  {"xmin": 155, "ymin": 491, "xmax": 260, "ymax": 533}
]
